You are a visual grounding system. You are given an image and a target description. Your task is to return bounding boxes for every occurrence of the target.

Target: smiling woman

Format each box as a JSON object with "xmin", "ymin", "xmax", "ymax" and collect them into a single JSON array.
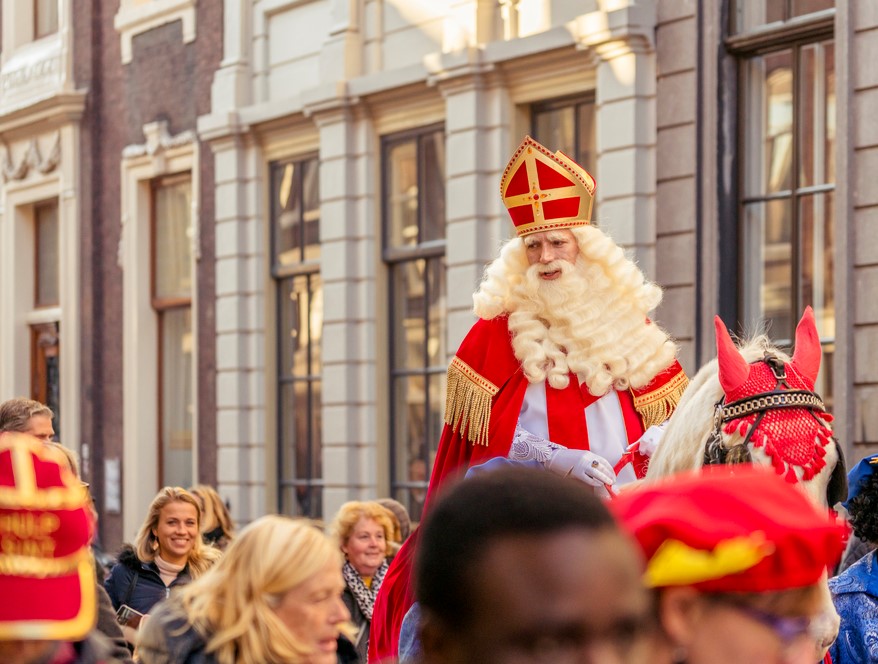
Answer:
[
  {"xmin": 331, "ymin": 501, "xmax": 396, "ymax": 661},
  {"xmin": 103, "ymin": 487, "xmax": 222, "ymax": 649}
]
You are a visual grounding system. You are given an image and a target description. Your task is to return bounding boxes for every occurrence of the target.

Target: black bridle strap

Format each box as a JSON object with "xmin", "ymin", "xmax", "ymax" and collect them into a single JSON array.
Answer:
[{"xmin": 719, "ymin": 390, "xmax": 825, "ymax": 423}]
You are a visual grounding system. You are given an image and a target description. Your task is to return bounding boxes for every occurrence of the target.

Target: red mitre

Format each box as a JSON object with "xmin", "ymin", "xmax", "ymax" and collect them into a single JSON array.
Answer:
[
  {"xmin": 611, "ymin": 465, "xmax": 847, "ymax": 593},
  {"xmin": 0, "ymin": 433, "xmax": 96, "ymax": 640},
  {"xmin": 500, "ymin": 135, "xmax": 596, "ymax": 237}
]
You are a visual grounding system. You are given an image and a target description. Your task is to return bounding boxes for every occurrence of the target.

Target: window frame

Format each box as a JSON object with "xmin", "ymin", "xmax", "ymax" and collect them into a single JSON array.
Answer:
[
  {"xmin": 150, "ymin": 172, "xmax": 194, "ymax": 488},
  {"xmin": 724, "ymin": 3, "xmax": 836, "ymax": 399},
  {"xmin": 33, "ymin": 0, "xmax": 59, "ymax": 40},
  {"xmin": 270, "ymin": 153, "xmax": 323, "ymax": 518},
  {"xmin": 382, "ymin": 124, "xmax": 446, "ymax": 522},
  {"xmin": 33, "ymin": 199, "xmax": 60, "ymax": 309}
]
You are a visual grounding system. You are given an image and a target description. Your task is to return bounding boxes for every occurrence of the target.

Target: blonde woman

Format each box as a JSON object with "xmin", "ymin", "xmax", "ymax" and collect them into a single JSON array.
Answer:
[
  {"xmin": 104, "ymin": 487, "xmax": 221, "ymax": 645},
  {"xmin": 331, "ymin": 501, "xmax": 395, "ymax": 661},
  {"xmin": 189, "ymin": 484, "xmax": 235, "ymax": 550},
  {"xmin": 137, "ymin": 515, "xmax": 356, "ymax": 664}
]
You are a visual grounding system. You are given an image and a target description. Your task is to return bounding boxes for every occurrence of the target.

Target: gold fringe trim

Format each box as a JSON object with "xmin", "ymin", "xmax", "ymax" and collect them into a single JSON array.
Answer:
[
  {"xmin": 632, "ymin": 371, "xmax": 689, "ymax": 429},
  {"xmin": 444, "ymin": 357, "xmax": 500, "ymax": 446}
]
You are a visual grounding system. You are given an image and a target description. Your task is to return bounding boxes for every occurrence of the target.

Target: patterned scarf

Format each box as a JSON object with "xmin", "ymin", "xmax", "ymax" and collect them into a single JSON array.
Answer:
[{"xmin": 342, "ymin": 560, "xmax": 388, "ymax": 622}]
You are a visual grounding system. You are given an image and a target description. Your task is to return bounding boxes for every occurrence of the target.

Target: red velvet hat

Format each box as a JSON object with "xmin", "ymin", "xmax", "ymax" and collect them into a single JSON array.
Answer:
[
  {"xmin": 500, "ymin": 136, "xmax": 596, "ymax": 237},
  {"xmin": 0, "ymin": 433, "xmax": 96, "ymax": 640},
  {"xmin": 611, "ymin": 466, "xmax": 846, "ymax": 593}
]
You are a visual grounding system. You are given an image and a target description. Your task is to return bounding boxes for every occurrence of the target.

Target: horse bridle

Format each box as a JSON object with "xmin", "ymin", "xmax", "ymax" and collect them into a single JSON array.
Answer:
[{"xmin": 703, "ymin": 353, "xmax": 827, "ymax": 466}]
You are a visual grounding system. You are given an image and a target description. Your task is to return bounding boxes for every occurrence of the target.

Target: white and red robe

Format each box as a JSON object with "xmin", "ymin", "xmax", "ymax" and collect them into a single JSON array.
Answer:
[{"xmin": 369, "ymin": 314, "xmax": 688, "ymax": 662}]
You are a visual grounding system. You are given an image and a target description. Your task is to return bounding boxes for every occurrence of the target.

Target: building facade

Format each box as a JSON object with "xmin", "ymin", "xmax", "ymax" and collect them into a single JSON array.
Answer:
[{"xmin": 0, "ymin": 0, "xmax": 874, "ymax": 546}]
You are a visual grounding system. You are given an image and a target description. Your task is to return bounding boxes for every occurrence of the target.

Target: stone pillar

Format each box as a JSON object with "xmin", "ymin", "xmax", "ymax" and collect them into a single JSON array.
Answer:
[
  {"xmin": 308, "ymin": 101, "xmax": 380, "ymax": 516},
  {"xmin": 209, "ymin": 131, "xmax": 268, "ymax": 523},
  {"xmin": 428, "ymin": 50, "xmax": 513, "ymax": 352},
  {"xmin": 576, "ymin": 1, "xmax": 658, "ymax": 277}
]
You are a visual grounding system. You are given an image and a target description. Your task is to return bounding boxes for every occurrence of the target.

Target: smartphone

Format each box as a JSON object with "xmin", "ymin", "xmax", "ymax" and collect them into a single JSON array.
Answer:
[{"xmin": 115, "ymin": 604, "xmax": 145, "ymax": 629}]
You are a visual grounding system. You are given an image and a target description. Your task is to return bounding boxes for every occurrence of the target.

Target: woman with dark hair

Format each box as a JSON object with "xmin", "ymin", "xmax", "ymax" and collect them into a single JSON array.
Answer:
[{"xmin": 829, "ymin": 454, "xmax": 878, "ymax": 662}]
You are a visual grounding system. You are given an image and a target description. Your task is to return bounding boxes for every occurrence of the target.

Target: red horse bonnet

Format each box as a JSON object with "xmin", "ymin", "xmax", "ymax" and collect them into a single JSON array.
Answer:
[{"xmin": 714, "ymin": 307, "xmax": 833, "ymax": 483}]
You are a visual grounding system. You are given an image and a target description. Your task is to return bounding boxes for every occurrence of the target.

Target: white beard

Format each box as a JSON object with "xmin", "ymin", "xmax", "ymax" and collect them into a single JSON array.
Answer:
[{"xmin": 507, "ymin": 257, "xmax": 676, "ymax": 396}]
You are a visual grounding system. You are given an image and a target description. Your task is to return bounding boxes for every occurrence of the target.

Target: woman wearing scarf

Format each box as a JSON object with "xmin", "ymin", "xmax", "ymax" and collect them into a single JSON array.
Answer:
[{"xmin": 331, "ymin": 502, "xmax": 395, "ymax": 661}]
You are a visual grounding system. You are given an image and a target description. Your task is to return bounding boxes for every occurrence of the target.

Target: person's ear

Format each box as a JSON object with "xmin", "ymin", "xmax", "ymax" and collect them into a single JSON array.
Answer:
[{"xmin": 658, "ymin": 586, "xmax": 703, "ymax": 650}]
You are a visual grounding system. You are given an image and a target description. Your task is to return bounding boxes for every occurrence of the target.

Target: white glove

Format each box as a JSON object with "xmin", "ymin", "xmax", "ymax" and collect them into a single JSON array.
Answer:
[
  {"xmin": 635, "ymin": 424, "xmax": 666, "ymax": 458},
  {"xmin": 547, "ymin": 448, "xmax": 616, "ymax": 488}
]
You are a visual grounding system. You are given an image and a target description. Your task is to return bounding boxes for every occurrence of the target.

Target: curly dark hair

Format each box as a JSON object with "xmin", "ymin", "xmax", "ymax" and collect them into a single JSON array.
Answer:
[{"xmin": 848, "ymin": 471, "xmax": 878, "ymax": 545}]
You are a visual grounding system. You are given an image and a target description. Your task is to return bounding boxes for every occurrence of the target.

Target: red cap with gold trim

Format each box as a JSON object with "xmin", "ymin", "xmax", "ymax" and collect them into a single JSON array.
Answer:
[
  {"xmin": 611, "ymin": 465, "xmax": 846, "ymax": 593},
  {"xmin": 0, "ymin": 432, "xmax": 96, "ymax": 641},
  {"xmin": 500, "ymin": 135, "xmax": 596, "ymax": 237}
]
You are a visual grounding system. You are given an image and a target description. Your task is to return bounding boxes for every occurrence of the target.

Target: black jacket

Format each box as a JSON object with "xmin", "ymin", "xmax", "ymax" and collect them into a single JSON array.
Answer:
[{"xmin": 103, "ymin": 545, "xmax": 192, "ymax": 617}]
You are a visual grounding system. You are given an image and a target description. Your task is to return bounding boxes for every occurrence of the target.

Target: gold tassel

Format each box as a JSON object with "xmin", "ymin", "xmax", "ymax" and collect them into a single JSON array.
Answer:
[
  {"xmin": 633, "ymin": 373, "xmax": 689, "ymax": 429},
  {"xmin": 444, "ymin": 357, "xmax": 499, "ymax": 446}
]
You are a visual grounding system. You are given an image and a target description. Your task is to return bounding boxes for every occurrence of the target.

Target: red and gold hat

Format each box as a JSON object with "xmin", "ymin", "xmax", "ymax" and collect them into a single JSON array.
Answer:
[
  {"xmin": 0, "ymin": 433, "xmax": 96, "ymax": 640},
  {"xmin": 500, "ymin": 136, "xmax": 596, "ymax": 237},
  {"xmin": 611, "ymin": 466, "xmax": 846, "ymax": 593}
]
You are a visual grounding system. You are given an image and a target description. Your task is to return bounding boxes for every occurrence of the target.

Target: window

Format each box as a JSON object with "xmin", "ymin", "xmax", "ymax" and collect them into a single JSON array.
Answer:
[
  {"xmin": 271, "ymin": 156, "xmax": 322, "ymax": 518},
  {"xmin": 34, "ymin": 0, "xmax": 59, "ymax": 39},
  {"xmin": 731, "ymin": 2, "xmax": 835, "ymax": 401},
  {"xmin": 34, "ymin": 201, "xmax": 59, "ymax": 309},
  {"xmin": 31, "ymin": 200, "xmax": 61, "ymax": 438},
  {"xmin": 531, "ymin": 96, "xmax": 597, "ymax": 218},
  {"xmin": 31, "ymin": 322, "xmax": 60, "ymax": 438},
  {"xmin": 152, "ymin": 175, "xmax": 194, "ymax": 488},
  {"xmin": 383, "ymin": 126, "xmax": 446, "ymax": 523}
]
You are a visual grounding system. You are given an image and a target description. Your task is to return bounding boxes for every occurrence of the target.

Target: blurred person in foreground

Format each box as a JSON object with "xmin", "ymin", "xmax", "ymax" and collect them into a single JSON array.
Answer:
[
  {"xmin": 612, "ymin": 466, "xmax": 847, "ymax": 664},
  {"xmin": 0, "ymin": 433, "xmax": 124, "ymax": 663},
  {"xmin": 371, "ymin": 134, "xmax": 688, "ymax": 660},
  {"xmin": 412, "ymin": 464, "xmax": 650, "ymax": 664},
  {"xmin": 188, "ymin": 484, "xmax": 235, "ymax": 551},
  {"xmin": 104, "ymin": 487, "xmax": 220, "ymax": 647},
  {"xmin": 138, "ymin": 514, "xmax": 357, "ymax": 664},
  {"xmin": 331, "ymin": 501, "xmax": 395, "ymax": 661},
  {"xmin": 829, "ymin": 454, "xmax": 878, "ymax": 662},
  {"xmin": 45, "ymin": 442, "xmax": 133, "ymax": 663}
]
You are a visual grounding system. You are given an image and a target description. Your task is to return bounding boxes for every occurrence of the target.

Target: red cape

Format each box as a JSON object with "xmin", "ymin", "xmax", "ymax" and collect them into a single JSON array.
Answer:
[{"xmin": 369, "ymin": 316, "xmax": 687, "ymax": 662}]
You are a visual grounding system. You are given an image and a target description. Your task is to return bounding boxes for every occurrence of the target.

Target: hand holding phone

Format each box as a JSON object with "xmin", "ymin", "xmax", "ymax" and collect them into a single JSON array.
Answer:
[{"xmin": 115, "ymin": 604, "xmax": 145, "ymax": 630}]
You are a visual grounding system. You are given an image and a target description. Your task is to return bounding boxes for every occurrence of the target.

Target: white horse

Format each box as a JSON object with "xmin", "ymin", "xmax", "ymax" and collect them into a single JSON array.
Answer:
[{"xmin": 646, "ymin": 306, "xmax": 847, "ymax": 654}]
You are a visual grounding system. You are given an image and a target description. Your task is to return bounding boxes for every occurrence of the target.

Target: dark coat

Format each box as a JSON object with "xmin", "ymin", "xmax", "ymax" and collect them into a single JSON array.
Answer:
[
  {"xmin": 342, "ymin": 584, "xmax": 370, "ymax": 662},
  {"xmin": 137, "ymin": 599, "xmax": 215, "ymax": 664},
  {"xmin": 103, "ymin": 545, "xmax": 192, "ymax": 617},
  {"xmin": 94, "ymin": 583, "xmax": 135, "ymax": 663}
]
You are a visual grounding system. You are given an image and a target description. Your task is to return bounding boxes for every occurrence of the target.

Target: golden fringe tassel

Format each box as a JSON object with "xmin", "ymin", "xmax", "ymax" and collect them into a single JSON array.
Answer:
[
  {"xmin": 444, "ymin": 357, "xmax": 499, "ymax": 446},
  {"xmin": 633, "ymin": 374, "xmax": 689, "ymax": 429}
]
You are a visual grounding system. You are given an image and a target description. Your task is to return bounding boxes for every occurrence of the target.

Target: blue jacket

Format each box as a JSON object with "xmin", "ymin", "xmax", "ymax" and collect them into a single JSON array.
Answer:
[
  {"xmin": 829, "ymin": 550, "xmax": 878, "ymax": 663},
  {"xmin": 104, "ymin": 546, "xmax": 192, "ymax": 617}
]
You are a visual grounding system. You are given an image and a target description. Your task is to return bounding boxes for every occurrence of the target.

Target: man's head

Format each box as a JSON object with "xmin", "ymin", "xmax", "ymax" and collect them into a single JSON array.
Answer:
[
  {"xmin": 0, "ymin": 398, "xmax": 54, "ymax": 442},
  {"xmin": 415, "ymin": 466, "xmax": 650, "ymax": 664}
]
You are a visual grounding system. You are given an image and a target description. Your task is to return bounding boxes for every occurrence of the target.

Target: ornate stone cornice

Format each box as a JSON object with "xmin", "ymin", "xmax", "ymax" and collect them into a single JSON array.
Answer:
[
  {"xmin": 573, "ymin": 1, "xmax": 657, "ymax": 58},
  {"xmin": 122, "ymin": 120, "xmax": 195, "ymax": 159},
  {"xmin": 1, "ymin": 132, "xmax": 61, "ymax": 182}
]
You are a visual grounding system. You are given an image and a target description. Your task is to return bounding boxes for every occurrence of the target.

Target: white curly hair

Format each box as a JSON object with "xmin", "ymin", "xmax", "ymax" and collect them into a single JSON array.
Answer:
[{"xmin": 473, "ymin": 225, "xmax": 677, "ymax": 397}]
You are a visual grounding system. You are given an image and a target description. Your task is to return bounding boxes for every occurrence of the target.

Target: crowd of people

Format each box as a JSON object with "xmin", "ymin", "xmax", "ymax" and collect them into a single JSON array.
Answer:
[{"xmin": 2, "ymin": 135, "xmax": 877, "ymax": 663}]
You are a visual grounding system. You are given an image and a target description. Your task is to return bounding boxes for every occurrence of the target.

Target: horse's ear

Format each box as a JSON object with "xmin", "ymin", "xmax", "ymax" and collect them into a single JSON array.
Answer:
[
  {"xmin": 791, "ymin": 306, "xmax": 821, "ymax": 388},
  {"xmin": 715, "ymin": 315, "xmax": 750, "ymax": 395}
]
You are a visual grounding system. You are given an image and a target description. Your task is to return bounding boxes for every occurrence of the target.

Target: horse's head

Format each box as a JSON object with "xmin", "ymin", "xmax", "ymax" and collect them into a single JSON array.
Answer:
[{"xmin": 706, "ymin": 307, "xmax": 847, "ymax": 509}]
